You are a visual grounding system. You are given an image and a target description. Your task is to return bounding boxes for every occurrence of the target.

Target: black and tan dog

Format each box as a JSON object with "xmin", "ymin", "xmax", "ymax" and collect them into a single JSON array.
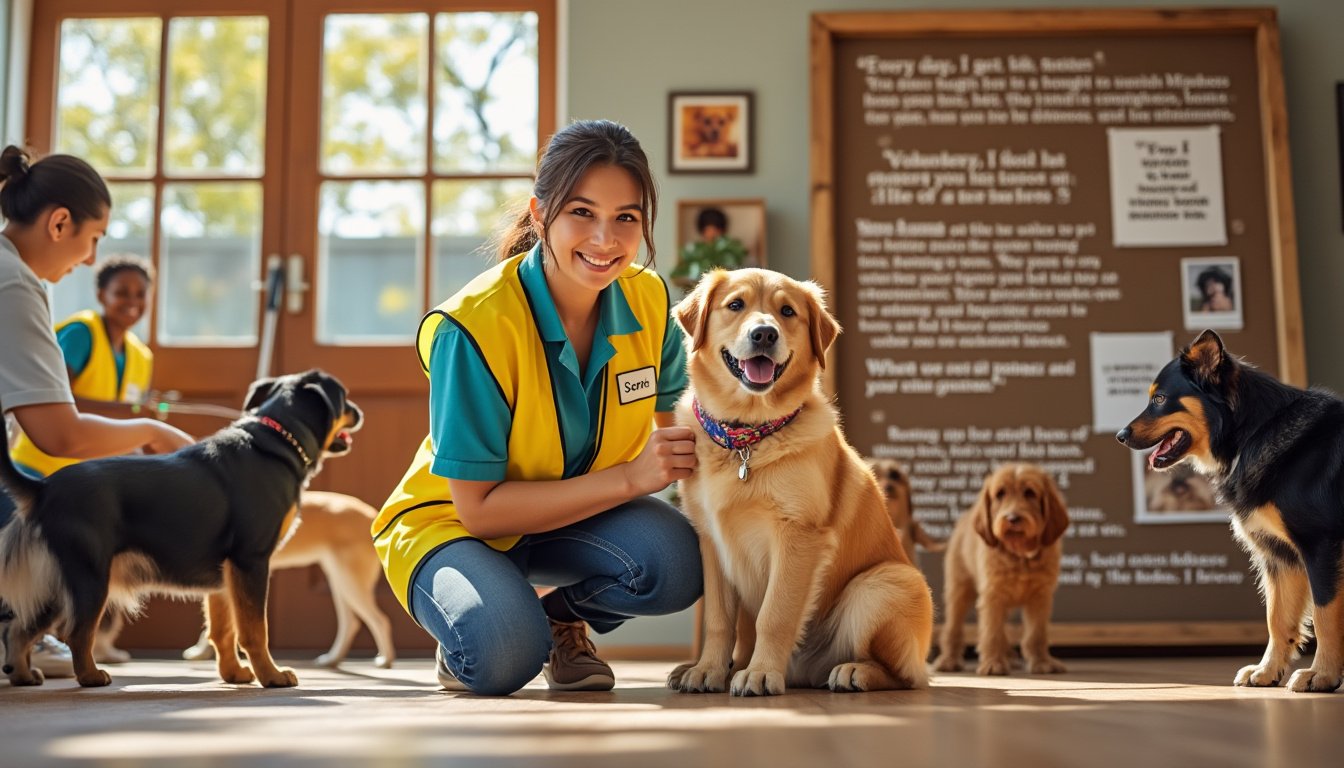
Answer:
[
  {"xmin": 1118, "ymin": 330, "xmax": 1344, "ymax": 693},
  {"xmin": 0, "ymin": 370, "xmax": 362, "ymax": 688}
]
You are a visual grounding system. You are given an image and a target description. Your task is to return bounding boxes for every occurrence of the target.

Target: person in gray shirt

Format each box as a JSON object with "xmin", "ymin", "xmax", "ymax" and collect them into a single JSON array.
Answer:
[{"xmin": 0, "ymin": 145, "xmax": 194, "ymax": 677}]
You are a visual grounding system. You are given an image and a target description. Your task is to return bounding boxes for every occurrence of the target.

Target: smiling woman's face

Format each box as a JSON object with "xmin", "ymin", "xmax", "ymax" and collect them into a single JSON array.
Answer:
[{"xmin": 535, "ymin": 164, "xmax": 644, "ymax": 298}]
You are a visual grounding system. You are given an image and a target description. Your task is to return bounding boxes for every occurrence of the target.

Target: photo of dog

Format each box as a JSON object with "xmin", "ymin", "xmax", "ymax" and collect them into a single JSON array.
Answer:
[
  {"xmin": 0, "ymin": 370, "xmax": 362, "ymax": 688},
  {"xmin": 667, "ymin": 268, "xmax": 934, "ymax": 696},
  {"xmin": 681, "ymin": 105, "xmax": 741, "ymax": 159},
  {"xmin": 1143, "ymin": 462, "xmax": 1218, "ymax": 514},
  {"xmin": 180, "ymin": 491, "xmax": 395, "ymax": 669},
  {"xmin": 1117, "ymin": 329, "xmax": 1344, "ymax": 692},
  {"xmin": 867, "ymin": 458, "xmax": 945, "ymax": 560},
  {"xmin": 932, "ymin": 463, "xmax": 1070, "ymax": 676}
]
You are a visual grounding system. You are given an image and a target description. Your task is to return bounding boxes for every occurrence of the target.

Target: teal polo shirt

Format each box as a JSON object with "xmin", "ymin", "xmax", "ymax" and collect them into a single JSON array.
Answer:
[{"xmin": 427, "ymin": 244, "xmax": 688, "ymax": 482}]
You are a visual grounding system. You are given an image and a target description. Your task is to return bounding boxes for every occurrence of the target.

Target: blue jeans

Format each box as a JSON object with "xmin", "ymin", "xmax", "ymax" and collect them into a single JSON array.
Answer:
[{"xmin": 409, "ymin": 495, "xmax": 702, "ymax": 696}]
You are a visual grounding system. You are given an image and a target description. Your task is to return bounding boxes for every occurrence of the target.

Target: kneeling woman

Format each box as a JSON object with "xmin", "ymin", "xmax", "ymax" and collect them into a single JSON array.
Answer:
[{"xmin": 373, "ymin": 120, "xmax": 702, "ymax": 696}]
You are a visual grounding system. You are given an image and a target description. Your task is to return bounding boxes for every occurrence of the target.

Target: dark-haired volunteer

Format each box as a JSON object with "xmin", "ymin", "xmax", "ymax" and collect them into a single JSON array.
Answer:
[{"xmin": 374, "ymin": 240, "xmax": 701, "ymax": 696}]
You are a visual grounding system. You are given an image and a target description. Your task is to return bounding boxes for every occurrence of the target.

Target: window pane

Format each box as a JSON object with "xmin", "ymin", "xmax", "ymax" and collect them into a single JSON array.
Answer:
[
  {"xmin": 49, "ymin": 182, "xmax": 155, "ymax": 340},
  {"xmin": 165, "ymin": 17, "xmax": 268, "ymax": 177},
  {"xmin": 432, "ymin": 178, "xmax": 531, "ymax": 302},
  {"xmin": 158, "ymin": 182, "xmax": 262, "ymax": 345},
  {"xmin": 434, "ymin": 12, "xmax": 538, "ymax": 173},
  {"xmin": 321, "ymin": 14, "xmax": 427, "ymax": 175},
  {"xmin": 55, "ymin": 18, "xmax": 161, "ymax": 175},
  {"xmin": 318, "ymin": 181, "xmax": 423, "ymax": 343}
]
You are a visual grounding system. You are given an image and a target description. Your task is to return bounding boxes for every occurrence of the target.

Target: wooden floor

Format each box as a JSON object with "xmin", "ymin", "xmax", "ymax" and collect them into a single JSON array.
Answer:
[{"xmin": 1, "ymin": 655, "xmax": 1341, "ymax": 767}]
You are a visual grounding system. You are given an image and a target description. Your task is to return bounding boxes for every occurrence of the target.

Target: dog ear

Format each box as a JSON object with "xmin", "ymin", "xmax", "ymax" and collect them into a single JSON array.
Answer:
[
  {"xmin": 1039, "ymin": 474, "xmax": 1070, "ymax": 547},
  {"xmin": 673, "ymin": 270, "xmax": 727, "ymax": 352},
  {"xmin": 243, "ymin": 376, "xmax": 280, "ymax": 411},
  {"xmin": 801, "ymin": 281, "xmax": 841, "ymax": 370},
  {"xmin": 971, "ymin": 475, "xmax": 998, "ymax": 548},
  {"xmin": 1182, "ymin": 329, "xmax": 1230, "ymax": 388}
]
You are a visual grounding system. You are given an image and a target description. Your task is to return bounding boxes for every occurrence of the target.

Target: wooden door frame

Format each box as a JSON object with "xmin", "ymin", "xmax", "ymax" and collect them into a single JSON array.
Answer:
[{"xmin": 285, "ymin": 0, "xmax": 556, "ymax": 398}]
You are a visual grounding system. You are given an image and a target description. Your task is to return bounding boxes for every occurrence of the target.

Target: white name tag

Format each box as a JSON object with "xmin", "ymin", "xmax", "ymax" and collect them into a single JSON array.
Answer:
[{"xmin": 615, "ymin": 366, "xmax": 657, "ymax": 405}]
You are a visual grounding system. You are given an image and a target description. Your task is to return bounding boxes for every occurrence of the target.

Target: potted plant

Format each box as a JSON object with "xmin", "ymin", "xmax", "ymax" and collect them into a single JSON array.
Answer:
[{"xmin": 671, "ymin": 235, "xmax": 748, "ymax": 291}]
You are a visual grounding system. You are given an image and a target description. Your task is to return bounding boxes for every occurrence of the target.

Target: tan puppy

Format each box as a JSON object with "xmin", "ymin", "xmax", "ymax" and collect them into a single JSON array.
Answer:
[
  {"xmin": 867, "ymin": 458, "xmax": 945, "ymax": 559},
  {"xmin": 183, "ymin": 491, "xmax": 396, "ymax": 668},
  {"xmin": 932, "ymin": 464, "xmax": 1070, "ymax": 675},
  {"xmin": 667, "ymin": 269, "xmax": 934, "ymax": 696}
]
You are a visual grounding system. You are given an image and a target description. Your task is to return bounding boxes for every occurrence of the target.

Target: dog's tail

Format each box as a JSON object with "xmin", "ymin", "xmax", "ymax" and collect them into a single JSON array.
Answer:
[
  {"xmin": 0, "ymin": 520, "xmax": 63, "ymax": 634},
  {"xmin": 0, "ymin": 435, "xmax": 41, "ymax": 517},
  {"xmin": 0, "ymin": 445, "xmax": 61, "ymax": 629}
]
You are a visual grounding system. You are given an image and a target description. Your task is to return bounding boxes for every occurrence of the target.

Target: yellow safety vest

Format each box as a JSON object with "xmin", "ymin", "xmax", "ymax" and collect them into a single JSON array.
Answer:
[
  {"xmin": 11, "ymin": 309, "xmax": 153, "ymax": 476},
  {"xmin": 373, "ymin": 253, "xmax": 670, "ymax": 613}
]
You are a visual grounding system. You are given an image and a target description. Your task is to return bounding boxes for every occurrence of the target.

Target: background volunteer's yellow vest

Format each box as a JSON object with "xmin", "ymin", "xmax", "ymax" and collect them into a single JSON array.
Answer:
[
  {"xmin": 10, "ymin": 310, "xmax": 153, "ymax": 476},
  {"xmin": 373, "ymin": 254, "xmax": 670, "ymax": 613}
]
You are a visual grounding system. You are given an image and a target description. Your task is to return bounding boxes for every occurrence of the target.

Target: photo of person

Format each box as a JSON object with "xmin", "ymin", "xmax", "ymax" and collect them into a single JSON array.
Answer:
[
  {"xmin": 1181, "ymin": 257, "xmax": 1243, "ymax": 331},
  {"xmin": 1131, "ymin": 450, "xmax": 1229, "ymax": 524},
  {"xmin": 671, "ymin": 199, "xmax": 766, "ymax": 291}
]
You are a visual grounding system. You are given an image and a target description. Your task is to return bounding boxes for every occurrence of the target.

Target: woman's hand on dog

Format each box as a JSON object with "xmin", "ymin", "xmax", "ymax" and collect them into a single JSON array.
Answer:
[
  {"xmin": 142, "ymin": 420, "xmax": 195, "ymax": 454},
  {"xmin": 623, "ymin": 426, "xmax": 697, "ymax": 496}
]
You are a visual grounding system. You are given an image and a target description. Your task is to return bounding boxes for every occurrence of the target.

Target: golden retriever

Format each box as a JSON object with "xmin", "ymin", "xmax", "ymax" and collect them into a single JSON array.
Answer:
[
  {"xmin": 667, "ymin": 269, "xmax": 934, "ymax": 695},
  {"xmin": 868, "ymin": 458, "xmax": 945, "ymax": 559},
  {"xmin": 682, "ymin": 105, "xmax": 740, "ymax": 158},
  {"xmin": 932, "ymin": 463, "xmax": 1070, "ymax": 675}
]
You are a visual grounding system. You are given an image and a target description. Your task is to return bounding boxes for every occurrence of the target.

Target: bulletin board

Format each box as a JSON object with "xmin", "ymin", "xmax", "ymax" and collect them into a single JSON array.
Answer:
[{"xmin": 810, "ymin": 8, "xmax": 1302, "ymax": 644}]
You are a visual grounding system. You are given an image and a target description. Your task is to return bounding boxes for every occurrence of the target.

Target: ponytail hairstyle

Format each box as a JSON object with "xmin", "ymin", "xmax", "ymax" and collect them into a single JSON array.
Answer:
[
  {"xmin": 492, "ymin": 120, "xmax": 658, "ymax": 266},
  {"xmin": 0, "ymin": 145, "xmax": 111, "ymax": 227}
]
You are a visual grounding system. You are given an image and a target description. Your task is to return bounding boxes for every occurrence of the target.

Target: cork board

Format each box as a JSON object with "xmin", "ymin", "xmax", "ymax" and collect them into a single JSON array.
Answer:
[{"xmin": 810, "ymin": 8, "xmax": 1301, "ymax": 644}]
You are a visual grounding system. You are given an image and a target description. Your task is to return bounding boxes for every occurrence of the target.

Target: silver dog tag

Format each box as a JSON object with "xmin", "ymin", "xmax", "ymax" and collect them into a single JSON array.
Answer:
[{"xmin": 736, "ymin": 446, "xmax": 751, "ymax": 481}]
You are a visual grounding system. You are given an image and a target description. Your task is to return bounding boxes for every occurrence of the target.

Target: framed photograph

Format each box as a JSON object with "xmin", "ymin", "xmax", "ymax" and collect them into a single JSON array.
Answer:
[
  {"xmin": 1181, "ymin": 256, "xmax": 1242, "ymax": 331},
  {"xmin": 668, "ymin": 91, "xmax": 754, "ymax": 174},
  {"xmin": 672, "ymin": 198, "xmax": 766, "ymax": 291},
  {"xmin": 1131, "ymin": 451, "xmax": 1229, "ymax": 525}
]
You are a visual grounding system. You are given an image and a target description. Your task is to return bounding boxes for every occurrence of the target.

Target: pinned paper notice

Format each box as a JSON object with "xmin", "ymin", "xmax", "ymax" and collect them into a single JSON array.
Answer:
[
  {"xmin": 1108, "ymin": 127, "xmax": 1227, "ymax": 247},
  {"xmin": 1090, "ymin": 332, "xmax": 1174, "ymax": 432}
]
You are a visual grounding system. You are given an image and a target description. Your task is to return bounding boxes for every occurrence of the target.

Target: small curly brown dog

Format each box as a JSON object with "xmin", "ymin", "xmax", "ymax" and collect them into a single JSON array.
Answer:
[
  {"xmin": 932, "ymin": 463, "xmax": 1070, "ymax": 676},
  {"xmin": 867, "ymin": 458, "xmax": 945, "ymax": 559}
]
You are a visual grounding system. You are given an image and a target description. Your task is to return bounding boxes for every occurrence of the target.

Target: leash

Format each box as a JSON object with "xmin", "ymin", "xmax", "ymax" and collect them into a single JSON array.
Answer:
[{"xmin": 692, "ymin": 398, "xmax": 802, "ymax": 481}]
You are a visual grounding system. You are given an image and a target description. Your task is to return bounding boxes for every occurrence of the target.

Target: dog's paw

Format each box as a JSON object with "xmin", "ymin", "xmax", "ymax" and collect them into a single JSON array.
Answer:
[
  {"xmin": 667, "ymin": 661, "xmax": 728, "ymax": 693},
  {"xmin": 258, "ymin": 667, "xmax": 298, "ymax": 688},
  {"xmin": 314, "ymin": 652, "xmax": 342, "ymax": 668},
  {"xmin": 932, "ymin": 653, "xmax": 964, "ymax": 673},
  {"xmin": 975, "ymin": 656, "xmax": 1012, "ymax": 676},
  {"xmin": 183, "ymin": 643, "xmax": 215, "ymax": 661},
  {"xmin": 7, "ymin": 668, "xmax": 45, "ymax": 686},
  {"xmin": 1287, "ymin": 668, "xmax": 1342, "ymax": 693},
  {"xmin": 77, "ymin": 669, "xmax": 112, "ymax": 687},
  {"xmin": 1234, "ymin": 663, "xmax": 1283, "ymax": 687},
  {"xmin": 1027, "ymin": 656, "xmax": 1068, "ymax": 674},
  {"xmin": 827, "ymin": 662, "xmax": 885, "ymax": 692},
  {"xmin": 730, "ymin": 667, "xmax": 785, "ymax": 696},
  {"xmin": 372, "ymin": 654, "xmax": 393, "ymax": 670},
  {"xmin": 220, "ymin": 665, "xmax": 256, "ymax": 685}
]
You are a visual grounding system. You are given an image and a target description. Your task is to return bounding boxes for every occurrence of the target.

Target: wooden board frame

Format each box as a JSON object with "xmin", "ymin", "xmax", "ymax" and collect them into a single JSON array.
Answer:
[{"xmin": 809, "ymin": 8, "xmax": 1302, "ymax": 647}]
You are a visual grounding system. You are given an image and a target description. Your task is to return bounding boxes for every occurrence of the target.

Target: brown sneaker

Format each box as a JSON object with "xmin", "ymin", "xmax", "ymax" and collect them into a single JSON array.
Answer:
[{"xmin": 543, "ymin": 618, "xmax": 615, "ymax": 691}]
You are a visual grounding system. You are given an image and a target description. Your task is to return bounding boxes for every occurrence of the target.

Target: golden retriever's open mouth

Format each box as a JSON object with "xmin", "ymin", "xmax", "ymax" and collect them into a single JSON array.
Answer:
[{"xmin": 722, "ymin": 349, "xmax": 790, "ymax": 392}]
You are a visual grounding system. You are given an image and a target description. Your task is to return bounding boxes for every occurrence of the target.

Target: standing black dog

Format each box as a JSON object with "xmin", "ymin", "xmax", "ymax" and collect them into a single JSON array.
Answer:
[
  {"xmin": 1117, "ymin": 330, "xmax": 1344, "ymax": 693},
  {"xmin": 0, "ymin": 369, "xmax": 362, "ymax": 688}
]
